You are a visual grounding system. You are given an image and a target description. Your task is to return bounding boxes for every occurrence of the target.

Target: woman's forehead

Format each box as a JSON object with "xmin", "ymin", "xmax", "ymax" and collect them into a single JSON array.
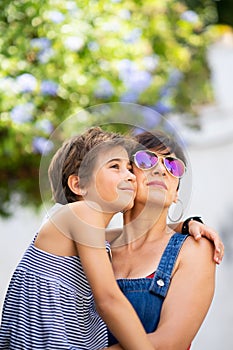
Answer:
[{"xmin": 148, "ymin": 147, "xmax": 172, "ymax": 156}]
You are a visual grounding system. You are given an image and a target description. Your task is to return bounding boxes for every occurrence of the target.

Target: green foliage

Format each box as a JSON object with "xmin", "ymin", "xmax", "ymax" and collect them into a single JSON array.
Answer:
[{"xmin": 0, "ymin": 0, "xmax": 218, "ymax": 216}]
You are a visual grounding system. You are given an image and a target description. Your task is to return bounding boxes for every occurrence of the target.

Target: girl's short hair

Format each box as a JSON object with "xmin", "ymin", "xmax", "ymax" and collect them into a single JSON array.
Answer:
[{"xmin": 48, "ymin": 127, "xmax": 135, "ymax": 204}]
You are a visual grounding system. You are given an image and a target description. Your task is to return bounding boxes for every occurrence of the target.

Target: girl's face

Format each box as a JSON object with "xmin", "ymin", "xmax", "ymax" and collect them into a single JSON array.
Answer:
[
  {"xmin": 84, "ymin": 146, "xmax": 137, "ymax": 213},
  {"xmin": 132, "ymin": 149, "xmax": 180, "ymax": 208}
]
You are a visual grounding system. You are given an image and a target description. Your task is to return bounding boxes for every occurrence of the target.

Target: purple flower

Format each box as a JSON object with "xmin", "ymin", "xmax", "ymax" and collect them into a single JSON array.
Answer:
[
  {"xmin": 47, "ymin": 11, "xmax": 65, "ymax": 23},
  {"xmin": 125, "ymin": 70, "xmax": 152, "ymax": 94},
  {"xmin": 38, "ymin": 48, "xmax": 55, "ymax": 64},
  {"xmin": 154, "ymin": 101, "xmax": 172, "ymax": 115},
  {"xmin": 30, "ymin": 38, "xmax": 54, "ymax": 64},
  {"xmin": 66, "ymin": 1, "xmax": 79, "ymax": 13},
  {"xmin": 30, "ymin": 38, "xmax": 51, "ymax": 51},
  {"xmin": 88, "ymin": 41, "xmax": 99, "ymax": 52},
  {"xmin": 181, "ymin": 10, "xmax": 199, "ymax": 23},
  {"xmin": 160, "ymin": 86, "xmax": 173, "ymax": 98},
  {"xmin": 168, "ymin": 69, "xmax": 183, "ymax": 87},
  {"xmin": 120, "ymin": 91, "xmax": 139, "ymax": 103},
  {"xmin": 143, "ymin": 55, "xmax": 159, "ymax": 71},
  {"xmin": 94, "ymin": 78, "xmax": 114, "ymax": 99},
  {"xmin": 124, "ymin": 28, "xmax": 142, "ymax": 44},
  {"xmin": 35, "ymin": 119, "xmax": 54, "ymax": 134},
  {"xmin": 118, "ymin": 59, "xmax": 137, "ymax": 80},
  {"xmin": 32, "ymin": 137, "xmax": 54, "ymax": 155},
  {"xmin": 119, "ymin": 9, "xmax": 131, "ymax": 20},
  {"xmin": 16, "ymin": 73, "xmax": 37, "ymax": 93},
  {"xmin": 159, "ymin": 69, "xmax": 183, "ymax": 98},
  {"xmin": 101, "ymin": 21, "xmax": 120, "ymax": 32},
  {"xmin": 40, "ymin": 80, "xmax": 58, "ymax": 96},
  {"xmin": 10, "ymin": 103, "xmax": 34, "ymax": 124},
  {"xmin": 118, "ymin": 60, "xmax": 152, "ymax": 94},
  {"xmin": 64, "ymin": 36, "xmax": 84, "ymax": 51}
]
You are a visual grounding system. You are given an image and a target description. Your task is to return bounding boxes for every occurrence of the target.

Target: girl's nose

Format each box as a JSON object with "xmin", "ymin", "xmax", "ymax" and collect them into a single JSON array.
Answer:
[{"xmin": 126, "ymin": 169, "xmax": 136, "ymax": 182}]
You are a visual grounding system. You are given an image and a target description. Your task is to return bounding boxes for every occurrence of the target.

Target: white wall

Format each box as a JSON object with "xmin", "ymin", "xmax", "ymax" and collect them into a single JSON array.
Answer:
[
  {"xmin": 0, "ymin": 206, "xmax": 43, "ymax": 311},
  {"xmin": 186, "ymin": 132, "xmax": 233, "ymax": 350},
  {"xmin": 172, "ymin": 38, "xmax": 233, "ymax": 345}
]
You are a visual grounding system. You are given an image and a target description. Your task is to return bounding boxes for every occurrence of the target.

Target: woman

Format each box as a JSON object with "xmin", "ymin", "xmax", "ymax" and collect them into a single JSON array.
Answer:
[{"xmin": 107, "ymin": 130, "xmax": 217, "ymax": 349}]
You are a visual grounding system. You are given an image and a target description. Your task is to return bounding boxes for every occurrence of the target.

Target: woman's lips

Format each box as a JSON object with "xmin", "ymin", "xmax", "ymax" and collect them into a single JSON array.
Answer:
[{"xmin": 147, "ymin": 180, "xmax": 167, "ymax": 190}]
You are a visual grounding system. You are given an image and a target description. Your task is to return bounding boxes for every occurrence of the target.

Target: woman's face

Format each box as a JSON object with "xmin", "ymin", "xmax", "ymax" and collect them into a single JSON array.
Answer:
[
  {"xmin": 132, "ymin": 149, "xmax": 180, "ymax": 209},
  {"xmin": 84, "ymin": 146, "xmax": 137, "ymax": 213}
]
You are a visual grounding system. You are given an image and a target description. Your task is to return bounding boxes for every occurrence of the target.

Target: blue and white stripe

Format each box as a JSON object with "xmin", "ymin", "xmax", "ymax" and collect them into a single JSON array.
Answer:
[{"xmin": 0, "ymin": 238, "xmax": 108, "ymax": 350}]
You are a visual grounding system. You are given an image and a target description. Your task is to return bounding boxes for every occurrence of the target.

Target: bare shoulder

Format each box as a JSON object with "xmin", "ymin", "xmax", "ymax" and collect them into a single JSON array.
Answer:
[
  {"xmin": 70, "ymin": 200, "xmax": 101, "ymax": 213},
  {"xmin": 60, "ymin": 201, "xmax": 105, "ymax": 227},
  {"xmin": 47, "ymin": 201, "xmax": 105, "ymax": 234},
  {"xmin": 181, "ymin": 235, "xmax": 215, "ymax": 265}
]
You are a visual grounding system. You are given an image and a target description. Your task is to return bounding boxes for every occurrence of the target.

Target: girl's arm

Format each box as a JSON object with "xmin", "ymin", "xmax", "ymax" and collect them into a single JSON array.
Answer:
[
  {"xmin": 169, "ymin": 219, "xmax": 224, "ymax": 264},
  {"xmin": 70, "ymin": 204, "xmax": 154, "ymax": 350},
  {"xmin": 78, "ymin": 244, "xmax": 153, "ymax": 350},
  {"xmin": 146, "ymin": 236, "xmax": 216, "ymax": 350},
  {"xmin": 107, "ymin": 219, "xmax": 224, "ymax": 264}
]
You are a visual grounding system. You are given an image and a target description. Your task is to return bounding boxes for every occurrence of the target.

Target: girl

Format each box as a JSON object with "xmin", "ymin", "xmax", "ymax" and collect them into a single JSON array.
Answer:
[{"xmin": 0, "ymin": 127, "xmax": 155, "ymax": 350}]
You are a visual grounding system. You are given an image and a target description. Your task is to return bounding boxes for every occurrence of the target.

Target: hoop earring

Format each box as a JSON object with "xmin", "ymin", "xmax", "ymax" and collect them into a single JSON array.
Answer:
[{"xmin": 168, "ymin": 198, "xmax": 184, "ymax": 222}]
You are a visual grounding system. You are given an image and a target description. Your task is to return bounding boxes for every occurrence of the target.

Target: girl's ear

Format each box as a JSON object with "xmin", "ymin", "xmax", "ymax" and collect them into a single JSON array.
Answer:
[{"xmin": 67, "ymin": 175, "xmax": 84, "ymax": 196}]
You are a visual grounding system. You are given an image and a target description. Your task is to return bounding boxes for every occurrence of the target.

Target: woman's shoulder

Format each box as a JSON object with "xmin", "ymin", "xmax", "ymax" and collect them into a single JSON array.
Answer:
[
  {"xmin": 182, "ymin": 235, "xmax": 215, "ymax": 263},
  {"xmin": 171, "ymin": 234, "xmax": 215, "ymax": 279}
]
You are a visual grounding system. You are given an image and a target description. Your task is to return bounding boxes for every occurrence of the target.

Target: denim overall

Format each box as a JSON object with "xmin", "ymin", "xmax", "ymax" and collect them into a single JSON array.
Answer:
[{"xmin": 108, "ymin": 233, "xmax": 189, "ymax": 345}]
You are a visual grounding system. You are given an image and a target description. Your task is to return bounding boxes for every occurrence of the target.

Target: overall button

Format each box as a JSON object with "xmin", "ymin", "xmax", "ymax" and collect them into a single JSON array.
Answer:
[{"xmin": 157, "ymin": 279, "xmax": 165, "ymax": 287}]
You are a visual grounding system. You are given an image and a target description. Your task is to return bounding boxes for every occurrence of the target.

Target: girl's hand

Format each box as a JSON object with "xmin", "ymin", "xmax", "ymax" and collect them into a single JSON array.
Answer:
[{"xmin": 188, "ymin": 221, "xmax": 224, "ymax": 264}]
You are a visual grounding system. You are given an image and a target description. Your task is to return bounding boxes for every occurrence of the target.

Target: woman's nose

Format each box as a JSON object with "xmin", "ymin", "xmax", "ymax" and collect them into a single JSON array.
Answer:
[{"xmin": 151, "ymin": 159, "xmax": 166, "ymax": 176}]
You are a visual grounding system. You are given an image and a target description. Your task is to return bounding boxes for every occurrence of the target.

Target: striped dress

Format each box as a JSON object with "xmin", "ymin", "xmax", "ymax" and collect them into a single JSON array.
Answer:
[{"xmin": 0, "ymin": 236, "xmax": 108, "ymax": 350}]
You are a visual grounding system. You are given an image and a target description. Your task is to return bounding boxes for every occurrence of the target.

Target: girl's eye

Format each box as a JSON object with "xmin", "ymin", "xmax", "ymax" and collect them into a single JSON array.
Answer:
[{"xmin": 110, "ymin": 163, "xmax": 120, "ymax": 169}]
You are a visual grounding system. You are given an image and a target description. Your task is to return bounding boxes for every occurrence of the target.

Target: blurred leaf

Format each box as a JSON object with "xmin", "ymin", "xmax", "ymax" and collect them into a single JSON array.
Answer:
[{"xmin": 0, "ymin": 0, "xmax": 219, "ymax": 216}]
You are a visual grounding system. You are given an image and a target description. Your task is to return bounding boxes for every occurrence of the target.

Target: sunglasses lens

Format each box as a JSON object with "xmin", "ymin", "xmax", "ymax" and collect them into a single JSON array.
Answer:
[
  {"xmin": 134, "ymin": 151, "xmax": 185, "ymax": 177},
  {"xmin": 134, "ymin": 151, "xmax": 158, "ymax": 169},
  {"xmin": 164, "ymin": 157, "xmax": 185, "ymax": 178}
]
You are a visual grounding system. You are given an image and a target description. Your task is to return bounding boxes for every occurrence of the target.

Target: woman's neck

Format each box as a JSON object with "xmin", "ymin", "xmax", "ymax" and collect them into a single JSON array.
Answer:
[
  {"xmin": 112, "ymin": 203, "xmax": 171, "ymax": 247},
  {"xmin": 127, "ymin": 200, "xmax": 167, "ymax": 224}
]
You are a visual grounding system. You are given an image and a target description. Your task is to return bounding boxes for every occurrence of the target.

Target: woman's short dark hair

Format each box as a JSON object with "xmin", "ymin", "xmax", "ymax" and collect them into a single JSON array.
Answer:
[{"xmin": 133, "ymin": 130, "xmax": 187, "ymax": 166}]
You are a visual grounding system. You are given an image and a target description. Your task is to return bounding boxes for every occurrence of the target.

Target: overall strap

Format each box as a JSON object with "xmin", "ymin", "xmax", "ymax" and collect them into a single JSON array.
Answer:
[{"xmin": 149, "ymin": 233, "xmax": 189, "ymax": 297}]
